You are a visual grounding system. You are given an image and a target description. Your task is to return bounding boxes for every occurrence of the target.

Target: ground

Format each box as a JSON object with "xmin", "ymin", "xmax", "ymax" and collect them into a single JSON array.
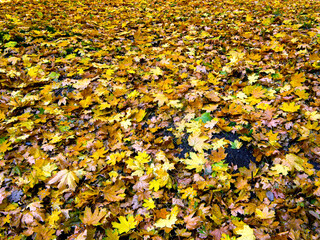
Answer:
[{"xmin": 1, "ymin": 0, "xmax": 320, "ymax": 239}]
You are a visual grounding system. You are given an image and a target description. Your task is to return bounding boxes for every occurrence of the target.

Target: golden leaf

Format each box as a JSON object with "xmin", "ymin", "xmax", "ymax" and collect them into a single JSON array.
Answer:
[
  {"xmin": 48, "ymin": 169, "xmax": 79, "ymax": 191},
  {"xmin": 80, "ymin": 206, "xmax": 107, "ymax": 226}
]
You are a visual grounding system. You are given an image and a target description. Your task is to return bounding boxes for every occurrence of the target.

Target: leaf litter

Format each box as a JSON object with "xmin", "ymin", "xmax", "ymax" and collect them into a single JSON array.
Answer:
[{"xmin": 0, "ymin": 0, "xmax": 320, "ymax": 239}]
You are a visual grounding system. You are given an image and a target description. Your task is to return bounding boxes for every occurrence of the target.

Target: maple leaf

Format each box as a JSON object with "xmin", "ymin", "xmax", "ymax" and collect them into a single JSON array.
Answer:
[
  {"xmin": 92, "ymin": 147, "xmax": 107, "ymax": 160},
  {"xmin": 184, "ymin": 212, "xmax": 201, "ymax": 230},
  {"xmin": 188, "ymin": 133, "xmax": 210, "ymax": 153},
  {"xmin": 41, "ymin": 163, "xmax": 57, "ymax": 178},
  {"xmin": 234, "ymin": 224, "xmax": 255, "ymax": 240},
  {"xmin": 149, "ymin": 179, "xmax": 162, "ymax": 191},
  {"xmin": 221, "ymin": 234, "xmax": 236, "ymax": 240},
  {"xmin": 48, "ymin": 209, "xmax": 61, "ymax": 225},
  {"xmin": 248, "ymin": 74, "xmax": 259, "ymax": 85},
  {"xmin": 73, "ymin": 78, "xmax": 92, "ymax": 90},
  {"xmin": 184, "ymin": 152, "xmax": 207, "ymax": 173},
  {"xmin": 279, "ymin": 102, "xmax": 300, "ymax": 112},
  {"xmin": 79, "ymin": 96, "xmax": 93, "ymax": 108},
  {"xmin": 230, "ymin": 140, "xmax": 243, "ymax": 149},
  {"xmin": 126, "ymin": 151, "xmax": 150, "ymax": 177},
  {"xmin": 255, "ymin": 206, "xmax": 275, "ymax": 219},
  {"xmin": 282, "ymin": 153, "xmax": 305, "ymax": 171},
  {"xmin": 154, "ymin": 205, "xmax": 179, "ymax": 229},
  {"xmin": 48, "ymin": 169, "xmax": 82, "ymax": 191},
  {"xmin": 105, "ymin": 228, "xmax": 119, "ymax": 240},
  {"xmin": 211, "ymin": 138, "xmax": 229, "ymax": 151},
  {"xmin": 266, "ymin": 130, "xmax": 281, "ymax": 147},
  {"xmin": 143, "ymin": 198, "xmax": 156, "ymax": 210},
  {"xmin": 210, "ymin": 147, "xmax": 228, "ymax": 162},
  {"xmin": 180, "ymin": 187, "xmax": 197, "ymax": 200},
  {"xmin": 112, "ymin": 215, "xmax": 137, "ymax": 234},
  {"xmin": 102, "ymin": 184, "xmax": 126, "ymax": 202},
  {"xmin": 150, "ymin": 67, "xmax": 163, "ymax": 76},
  {"xmin": 270, "ymin": 164, "xmax": 290, "ymax": 176},
  {"xmin": 290, "ymin": 72, "xmax": 305, "ymax": 88},
  {"xmin": 80, "ymin": 206, "xmax": 107, "ymax": 226},
  {"xmin": 305, "ymin": 111, "xmax": 320, "ymax": 121},
  {"xmin": 153, "ymin": 92, "xmax": 168, "ymax": 107}
]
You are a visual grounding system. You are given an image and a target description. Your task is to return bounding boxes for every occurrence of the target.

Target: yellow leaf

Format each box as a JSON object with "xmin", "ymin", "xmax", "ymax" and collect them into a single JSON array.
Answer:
[
  {"xmin": 305, "ymin": 111, "xmax": 320, "ymax": 121},
  {"xmin": 255, "ymin": 206, "xmax": 275, "ymax": 219},
  {"xmin": 27, "ymin": 66, "xmax": 41, "ymax": 78},
  {"xmin": 153, "ymin": 92, "xmax": 168, "ymax": 107},
  {"xmin": 266, "ymin": 130, "xmax": 281, "ymax": 147},
  {"xmin": 73, "ymin": 79, "xmax": 92, "ymax": 90},
  {"xmin": 49, "ymin": 133, "xmax": 63, "ymax": 144},
  {"xmin": 126, "ymin": 151, "xmax": 150, "ymax": 176},
  {"xmin": 184, "ymin": 152, "xmax": 207, "ymax": 173},
  {"xmin": 105, "ymin": 228, "xmax": 119, "ymax": 240},
  {"xmin": 270, "ymin": 164, "xmax": 290, "ymax": 176},
  {"xmin": 151, "ymin": 67, "xmax": 163, "ymax": 76},
  {"xmin": 211, "ymin": 138, "xmax": 229, "ymax": 151},
  {"xmin": 42, "ymin": 163, "xmax": 57, "ymax": 178},
  {"xmin": 0, "ymin": 111, "xmax": 5, "ymax": 121},
  {"xmin": 143, "ymin": 198, "xmax": 156, "ymax": 210},
  {"xmin": 188, "ymin": 133, "xmax": 210, "ymax": 153},
  {"xmin": 92, "ymin": 147, "xmax": 107, "ymax": 160},
  {"xmin": 282, "ymin": 153, "xmax": 305, "ymax": 171},
  {"xmin": 290, "ymin": 72, "xmax": 305, "ymax": 88},
  {"xmin": 149, "ymin": 179, "xmax": 162, "ymax": 191},
  {"xmin": 120, "ymin": 119, "xmax": 132, "ymax": 130},
  {"xmin": 3, "ymin": 214, "xmax": 11, "ymax": 224},
  {"xmin": 112, "ymin": 215, "xmax": 137, "ymax": 234},
  {"xmin": 103, "ymin": 184, "xmax": 126, "ymax": 202},
  {"xmin": 279, "ymin": 102, "xmax": 300, "ymax": 112},
  {"xmin": 48, "ymin": 209, "xmax": 61, "ymax": 225},
  {"xmin": 235, "ymin": 224, "xmax": 255, "ymax": 240},
  {"xmin": 180, "ymin": 72, "xmax": 188, "ymax": 79},
  {"xmin": 180, "ymin": 187, "xmax": 197, "ymax": 200},
  {"xmin": 221, "ymin": 234, "xmax": 236, "ymax": 240},
  {"xmin": 154, "ymin": 205, "xmax": 179, "ymax": 229},
  {"xmin": 80, "ymin": 207, "xmax": 107, "ymax": 226},
  {"xmin": 134, "ymin": 109, "xmax": 146, "ymax": 122},
  {"xmin": 0, "ymin": 140, "xmax": 12, "ymax": 153},
  {"xmin": 99, "ymin": 102, "xmax": 111, "ymax": 110},
  {"xmin": 79, "ymin": 96, "xmax": 93, "ymax": 108},
  {"xmin": 294, "ymin": 89, "xmax": 309, "ymax": 99},
  {"xmin": 248, "ymin": 74, "xmax": 259, "ymax": 84},
  {"xmin": 48, "ymin": 169, "xmax": 79, "ymax": 191},
  {"xmin": 207, "ymin": 72, "xmax": 220, "ymax": 85},
  {"xmin": 246, "ymin": 15, "xmax": 252, "ymax": 22}
]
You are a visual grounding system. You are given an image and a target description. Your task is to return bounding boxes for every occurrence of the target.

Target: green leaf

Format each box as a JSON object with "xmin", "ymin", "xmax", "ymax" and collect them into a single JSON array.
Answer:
[
  {"xmin": 58, "ymin": 125, "xmax": 71, "ymax": 132},
  {"xmin": 194, "ymin": 112, "xmax": 213, "ymax": 123},
  {"xmin": 4, "ymin": 41, "xmax": 17, "ymax": 48},
  {"xmin": 48, "ymin": 72, "xmax": 60, "ymax": 80}
]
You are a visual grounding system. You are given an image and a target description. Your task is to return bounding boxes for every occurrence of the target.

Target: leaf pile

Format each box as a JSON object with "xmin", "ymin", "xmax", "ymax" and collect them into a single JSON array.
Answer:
[{"xmin": 1, "ymin": 0, "xmax": 320, "ymax": 239}]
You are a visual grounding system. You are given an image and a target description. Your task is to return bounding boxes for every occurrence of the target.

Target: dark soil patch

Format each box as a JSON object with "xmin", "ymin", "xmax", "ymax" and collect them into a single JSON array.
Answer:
[
  {"xmin": 157, "ymin": 126, "xmax": 257, "ymax": 169},
  {"xmin": 208, "ymin": 132, "xmax": 256, "ymax": 168}
]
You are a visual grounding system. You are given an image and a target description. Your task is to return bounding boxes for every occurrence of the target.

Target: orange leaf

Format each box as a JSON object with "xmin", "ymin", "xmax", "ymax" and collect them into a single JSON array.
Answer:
[
  {"xmin": 210, "ymin": 147, "xmax": 227, "ymax": 162},
  {"xmin": 80, "ymin": 207, "xmax": 107, "ymax": 226}
]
